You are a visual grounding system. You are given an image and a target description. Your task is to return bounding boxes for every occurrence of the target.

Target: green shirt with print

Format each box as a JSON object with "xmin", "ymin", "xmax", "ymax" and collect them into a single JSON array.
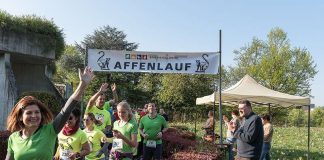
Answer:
[
  {"xmin": 57, "ymin": 128, "xmax": 88, "ymax": 158},
  {"xmin": 83, "ymin": 128, "xmax": 106, "ymax": 160},
  {"xmin": 139, "ymin": 114, "xmax": 167, "ymax": 144},
  {"xmin": 85, "ymin": 106, "xmax": 111, "ymax": 131},
  {"xmin": 7, "ymin": 123, "xmax": 57, "ymax": 160},
  {"xmin": 112, "ymin": 119, "xmax": 138, "ymax": 153}
]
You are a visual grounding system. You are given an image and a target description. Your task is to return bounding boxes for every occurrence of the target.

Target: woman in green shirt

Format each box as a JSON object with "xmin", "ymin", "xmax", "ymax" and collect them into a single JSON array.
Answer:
[
  {"xmin": 83, "ymin": 112, "xmax": 109, "ymax": 160},
  {"xmin": 6, "ymin": 67, "xmax": 94, "ymax": 160},
  {"xmin": 110, "ymin": 101, "xmax": 138, "ymax": 160}
]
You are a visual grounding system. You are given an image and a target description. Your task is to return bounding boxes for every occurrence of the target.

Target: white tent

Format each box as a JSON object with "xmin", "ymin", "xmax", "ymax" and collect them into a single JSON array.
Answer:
[{"xmin": 196, "ymin": 75, "xmax": 310, "ymax": 107}]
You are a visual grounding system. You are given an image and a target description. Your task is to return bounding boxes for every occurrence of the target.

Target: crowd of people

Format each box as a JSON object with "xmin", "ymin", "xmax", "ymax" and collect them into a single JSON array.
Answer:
[
  {"xmin": 221, "ymin": 100, "xmax": 274, "ymax": 160},
  {"xmin": 5, "ymin": 67, "xmax": 169, "ymax": 160},
  {"xmin": 5, "ymin": 67, "xmax": 274, "ymax": 160}
]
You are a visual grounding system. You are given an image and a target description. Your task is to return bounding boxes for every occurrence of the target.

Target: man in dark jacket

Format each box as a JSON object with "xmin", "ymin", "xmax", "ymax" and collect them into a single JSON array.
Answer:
[{"xmin": 229, "ymin": 100, "xmax": 263, "ymax": 160}]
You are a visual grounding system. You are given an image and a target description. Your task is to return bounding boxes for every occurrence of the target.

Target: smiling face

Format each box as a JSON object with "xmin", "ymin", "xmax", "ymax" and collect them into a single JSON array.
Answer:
[
  {"xmin": 21, "ymin": 104, "xmax": 42, "ymax": 129},
  {"xmin": 83, "ymin": 115, "xmax": 94, "ymax": 128},
  {"xmin": 117, "ymin": 105, "xmax": 129, "ymax": 121},
  {"xmin": 66, "ymin": 114, "xmax": 77, "ymax": 128},
  {"xmin": 96, "ymin": 95, "xmax": 106, "ymax": 108},
  {"xmin": 147, "ymin": 103, "xmax": 156, "ymax": 114}
]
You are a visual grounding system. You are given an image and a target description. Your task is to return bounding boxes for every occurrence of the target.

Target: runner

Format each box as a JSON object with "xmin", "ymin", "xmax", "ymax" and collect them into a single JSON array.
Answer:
[
  {"xmin": 139, "ymin": 103, "xmax": 168, "ymax": 160},
  {"xmin": 109, "ymin": 101, "xmax": 138, "ymax": 160}
]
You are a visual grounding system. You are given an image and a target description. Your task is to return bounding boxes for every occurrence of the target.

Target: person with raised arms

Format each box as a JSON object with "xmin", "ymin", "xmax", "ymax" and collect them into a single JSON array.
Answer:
[
  {"xmin": 6, "ymin": 67, "xmax": 94, "ymax": 160},
  {"xmin": 54, "ymin": 108, "xmax": 90, "ymax": 160}
]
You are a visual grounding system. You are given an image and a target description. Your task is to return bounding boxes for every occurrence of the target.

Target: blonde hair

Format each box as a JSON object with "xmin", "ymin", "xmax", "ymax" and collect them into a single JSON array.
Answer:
[{"xmin": 117, "ymin": 101, "xmax": 133, "ymax": 120}]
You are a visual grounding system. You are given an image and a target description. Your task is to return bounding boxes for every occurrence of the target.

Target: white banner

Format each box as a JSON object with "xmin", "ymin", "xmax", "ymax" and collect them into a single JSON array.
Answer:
[{"xmin": 88, "ymin": 49, "xmax": 219, "ymax": 74}]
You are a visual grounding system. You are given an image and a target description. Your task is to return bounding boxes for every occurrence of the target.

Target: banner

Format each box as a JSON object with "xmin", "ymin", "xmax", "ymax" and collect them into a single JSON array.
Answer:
[{"xmin": 88, "ymin": 49, "xmax": 219, "ymax": 74}]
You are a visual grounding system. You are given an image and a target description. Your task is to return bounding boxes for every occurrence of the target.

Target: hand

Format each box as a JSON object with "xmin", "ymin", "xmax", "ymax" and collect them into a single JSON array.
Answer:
[
  {"xmin": 111, "ymin": 83, "xmax": 117, "ymax": 92},
  {"xmin": 229, "ymin": 121, "xmax": 236, "ymax": 132},
  {"xmin": 156, "ymin": 132, "xmax": 162, "ymax": 139},
  {"xmin": 142, "ymin": 133, "xmax": 149, "ymax": 139},
  {"xmin": 79, "ymin": 66, "xmax": 95, "ymax": 85},
  {"xmin": 99, "ymin": 83, "xmax": 109, "ymax": 93},
  {"xmin": 68, "ymin": 152, "xmax": 79, "ymax": 160},
  {"xmin": 223, "ymin": 115, "xmax": 229, "ymax": 122},
  {"xmin": 101, "ymin": 137, "xmax": 107, "ymax": 143},
  {"xmin": 112, "ymin": 130, "xmax": 123, "ymax": 139}
]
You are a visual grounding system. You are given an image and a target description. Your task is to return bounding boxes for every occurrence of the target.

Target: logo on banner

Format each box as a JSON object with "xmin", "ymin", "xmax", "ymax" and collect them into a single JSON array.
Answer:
[
  {"xmin": 97, "ymin": 51, "xmax": 110, "ymax": 70},
  {"xmin": 195, "ymin": 54, "xmax": 209, "ymax": 73}
]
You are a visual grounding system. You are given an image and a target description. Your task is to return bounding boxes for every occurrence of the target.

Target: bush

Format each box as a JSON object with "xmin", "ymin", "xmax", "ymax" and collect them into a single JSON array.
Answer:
[
  {"xmin": 20, "ymin": 92, "xmax": 62, "ymax": 116},
  {"xmin": 0, "ymin": 130, "xmax": 10, "ymax": 160}
]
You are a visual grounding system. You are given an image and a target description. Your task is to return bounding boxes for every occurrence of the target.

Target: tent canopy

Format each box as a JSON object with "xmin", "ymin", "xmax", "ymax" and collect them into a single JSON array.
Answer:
[{"xmin": 196, "ymin": 75, "xmax": 310, "ymax": 107}]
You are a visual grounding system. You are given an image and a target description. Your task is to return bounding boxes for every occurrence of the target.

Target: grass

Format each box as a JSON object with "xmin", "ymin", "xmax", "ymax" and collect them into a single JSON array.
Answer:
[{"xmin": 169, "ymin": 121, "xmax": 324, "ymax": 160}]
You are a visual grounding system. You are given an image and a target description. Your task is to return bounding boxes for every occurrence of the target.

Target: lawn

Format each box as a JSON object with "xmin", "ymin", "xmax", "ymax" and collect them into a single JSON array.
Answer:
[{"xmin": 170, "ymin": 121, "xmax": 324, "ymax": 160}]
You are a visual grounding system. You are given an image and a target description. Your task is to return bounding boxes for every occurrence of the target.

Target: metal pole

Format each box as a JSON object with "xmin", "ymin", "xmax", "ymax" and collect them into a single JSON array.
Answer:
[
  {"xmin": 307, "ymin": 104, "xmax": 310, "ymax": 160},
  {"xmin": 80, "ymin": 46, "xmax": 88, "ymax": 124},
  {"xmin": 218, "ymin": 30, "xmax": 223, "ymax": 145}
]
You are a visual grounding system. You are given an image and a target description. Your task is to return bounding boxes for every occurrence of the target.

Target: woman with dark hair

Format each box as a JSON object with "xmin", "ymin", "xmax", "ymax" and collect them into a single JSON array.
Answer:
[
  {"xmin": 83, "ymin": 112, "xmax": 109, "ymax": 160},
  {"xmin": 6, "ymin": 67, "xmax": 94, "ymax": 160},
  {"xmin": 55, "ymin": 108, "xmax": 90, "ymax": 160}
]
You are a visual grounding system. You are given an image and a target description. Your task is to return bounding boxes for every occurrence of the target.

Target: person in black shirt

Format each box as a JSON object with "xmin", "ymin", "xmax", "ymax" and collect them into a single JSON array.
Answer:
[{"xmin": 228, "ymin": 100, "xmax": 263, "ymax": 160}]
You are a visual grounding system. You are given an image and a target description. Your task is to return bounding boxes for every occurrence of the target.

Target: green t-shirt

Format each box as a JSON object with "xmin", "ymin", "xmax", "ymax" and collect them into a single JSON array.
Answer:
[
  {"xmin": 112, "ymin": 119, "xmax": 138, "ymax": 153},
  {"xmin": 57, "ymin": 128, "xmax": 88, "ymax": 158},
  {"xmin": 139, "ymin": 114, "xmax": 168, "ymax": 144},
  {"xmin": 7, "ymin": 123, "xmax": 57, "ymax": 160},
  {"xmin": 83, "ymin": 128, "xmax": 106, "ymax": 160},
  {"xmin": 103, "ymin": 101, "xmax": 111, "ymax": 111},
  {"xmin": 85, "ymin": 106, "xmax": 111, "ymax": 131}
]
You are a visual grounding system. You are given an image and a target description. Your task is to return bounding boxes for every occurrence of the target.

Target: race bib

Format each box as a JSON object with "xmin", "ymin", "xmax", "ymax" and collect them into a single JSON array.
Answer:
[
  {"xmin": 112, "ymin": 139, "xmax": 123, "ymax": 150},
  {"xmin": 146, "ymin": 140, "xmax": 156, "ymax": 148},
  {"xmin": 60, "ymin": 149, "xmax": 72, "ymax": 160}
]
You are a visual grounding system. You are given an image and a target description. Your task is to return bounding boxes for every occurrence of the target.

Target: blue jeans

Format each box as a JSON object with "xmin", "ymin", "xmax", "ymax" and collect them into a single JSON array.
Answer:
[
  {"xmin": 260, "ymin": 142, "xmax": 271, "ymax": 160},
  {"xmin": 225, "ymin": 138, "xmax": 236, "ymax": 160}
]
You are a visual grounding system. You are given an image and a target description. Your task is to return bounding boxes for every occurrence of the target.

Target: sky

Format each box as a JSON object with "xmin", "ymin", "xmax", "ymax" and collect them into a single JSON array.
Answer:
[{"xmin": 1, "ymin": 0, "xmax": 323, "ymax": 106}]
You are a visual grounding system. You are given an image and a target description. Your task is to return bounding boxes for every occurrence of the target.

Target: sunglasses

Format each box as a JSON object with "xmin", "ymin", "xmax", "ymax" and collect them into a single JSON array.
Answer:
[{"xmin": 83, "ymin": 118, "xmax": 91, "ymax": 122}]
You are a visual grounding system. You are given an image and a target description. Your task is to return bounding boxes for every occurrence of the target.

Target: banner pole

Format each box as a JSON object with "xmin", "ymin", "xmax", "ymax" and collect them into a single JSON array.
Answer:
[
  {"xmin": 218, "ymin": 30, "xmax": 223, "ymax": 146},
  {"xmin": 80, "ymin": 46, "xmax": 88, "ymax": 126}
]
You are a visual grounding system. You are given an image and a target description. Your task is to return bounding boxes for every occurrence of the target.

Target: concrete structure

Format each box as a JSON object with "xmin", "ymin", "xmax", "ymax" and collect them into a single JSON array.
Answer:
[{"xmin": 0, "ymin": 30, "xmax": 64, "ymax": 130}]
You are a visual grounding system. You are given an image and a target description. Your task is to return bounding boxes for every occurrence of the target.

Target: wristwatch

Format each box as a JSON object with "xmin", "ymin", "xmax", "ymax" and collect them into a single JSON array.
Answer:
[{"xmin": 75, "ymin": 152, "xmax": 81, "ymax": 159}]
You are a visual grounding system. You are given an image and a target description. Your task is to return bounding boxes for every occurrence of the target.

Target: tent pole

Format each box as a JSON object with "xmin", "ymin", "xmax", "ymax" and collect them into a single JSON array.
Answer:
[
  {"xmin": 307, "ymin": 104, "xmax": 310, "ymax": 160},
  {"xmin": 268, "ymin": 104, "xmax": 271, "ymax": 115},
  {"xmin": 218, "ymin": 30, "xmax": 223, "ymax": 146}
]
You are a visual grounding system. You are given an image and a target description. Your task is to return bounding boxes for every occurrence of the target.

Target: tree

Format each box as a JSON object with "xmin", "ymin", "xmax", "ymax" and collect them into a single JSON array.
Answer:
[
  {"xmin": 311, "ymin": 107, "xmax": 324, "ymax": 127},
  {"xmin": 54, "ymin": 25, "xmax": 145, "ymax": 106},
  {"xmin": 227, "ymin": 28, "xmax": 317, "ymax": 96}
]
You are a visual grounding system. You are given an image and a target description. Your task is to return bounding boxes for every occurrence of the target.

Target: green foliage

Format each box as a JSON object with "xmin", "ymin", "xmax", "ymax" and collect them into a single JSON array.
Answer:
[
  {"xmin": 0, "ymin": 10, "xmax": 65, "ymax": 59},
  {"xmin": 19, "ymin": 92, "xmax": 62, "ymax": 116},
  {"xmin": 173, "ymin": 122, "xmax": 324, "ymax": 159},
  {"xmin": 288, "ymin": 109, "xmax": 306, "ymax": 127},
  {"xmin": 228, "ymin": 27, "xmax": 317, "ymax": 96},
  {"xmin": 311, "ymin": 107, "xmax": 324, "ymax": 127}
]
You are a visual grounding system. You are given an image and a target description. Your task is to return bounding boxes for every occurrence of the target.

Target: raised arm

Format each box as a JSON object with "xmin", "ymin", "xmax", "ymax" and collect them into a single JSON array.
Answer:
[
  {"xmin": 111, "ymin": 83, "xmax": 118, "ymax": 104},
  {"xmin": 87, "ymin": 83, "xmax": 109, "ymax": 109},
  {"xmin": 53, "ymin": 67, "xmax": 94, "ymax": 133}
]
